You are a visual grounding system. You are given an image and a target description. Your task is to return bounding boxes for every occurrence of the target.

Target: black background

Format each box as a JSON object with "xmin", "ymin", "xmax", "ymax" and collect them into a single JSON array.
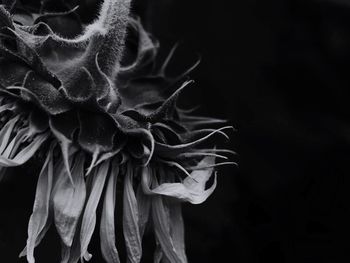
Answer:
[{"xmin": 1, "ymin": 0, "xmax": 348, "ymax": 262}]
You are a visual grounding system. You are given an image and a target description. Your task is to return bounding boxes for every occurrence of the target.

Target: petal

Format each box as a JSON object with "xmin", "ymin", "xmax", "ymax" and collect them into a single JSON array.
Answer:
[
  {"xmin": 152, "ymin": 195, "xmax": 183, "ymax": 263},
  {"xmin": 0, "ymin": 115, "xmax": 20, "ymax": 154},
  {"xmin": 168, "ymin": 203, "xmax": 187, "ymax": 262},
  {"xmin": 123, "ymin": 164, "xmax": 142, "ymax": 263},
  {"xmin": 25, "ymin": 143, "xmax": 54, "ymax": 263},
  {"xmin": 141, "ymin": 157, "xmax": 217, "ymax": 205},
  {"xmin": 1, "ymin": 127, "xmax": 29, "ymax": 158},
  {"xmin": 0, "ymin": 131, "xmax": 49, "ymax": 167},
  {"xmin": 80, "ymin": 160, "xmax": 109, "ymax": 258},
  {"xmin": 52, "ymin": 153, "xmax": 86, "ymax": 247},
  {"xmin": 136, "ymin": 182, "xmax": 151, "ymax": 238},
  {"xmin": 100, "ymin": 163, "xmax": 121, "ymax": 263},
  {"xmin": 19, "ymin": 160, "xmax": 67, "ymax": 258}
]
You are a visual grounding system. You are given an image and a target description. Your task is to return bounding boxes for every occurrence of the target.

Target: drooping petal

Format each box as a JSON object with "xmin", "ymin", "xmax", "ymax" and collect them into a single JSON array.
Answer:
[
  {"xmin": 152, "ymin": 200, "xmax": 187, "ymax": 263},
  {"xmin": 52, "ymin": 153, "xmax": 86, "ymax": 247},
  {"xmin": 123, "ymin": 164, "xmax": 142, "ymax": 263},
  {"xmin": 168, "ymin": 203, "xmax": 187, "ymax": 262},
  {"xmin": 25, "ymin": 143, "xmax": 54, "ymax": 263},
  {"xmin": 0, "ymin": 115, "xmax": 20, "ymax": 154},
  {"xmin": 136, "ymin": 183, "xmax": 151, "ymax": 238},
  {"xmin": 0, "ymin": 131, "xmax": 49, "ymax": 167},
  {"xmin": 59, "ymin": 167, "xmax": 96, "ymax": 263},
  {"xmin": 152, "ymin": 195, "xmax": 183, "ymax": 263},
  {"xmin": 100, "ymin": 163, "xmax": 121, "ymax": 263},
  {"xmin": 19, "ymin": 159, "xmax": 67, "ymax": 258},
  {"xmin": 2, "ymin": 127, "xmax": 29, "ymax": 160},
  {"xmin": 80, "ymin": 160, "xmax": 110, "ymax": 259},
  {"xmin": 153, "ymin": 242, "xmax": 163, "ymax": 263}
]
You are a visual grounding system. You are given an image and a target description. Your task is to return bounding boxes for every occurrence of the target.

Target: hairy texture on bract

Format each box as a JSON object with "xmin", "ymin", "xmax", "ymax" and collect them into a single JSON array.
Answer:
[{"xmin": 0, "ymin": 0, "xmax": 236, "ymax": 262}]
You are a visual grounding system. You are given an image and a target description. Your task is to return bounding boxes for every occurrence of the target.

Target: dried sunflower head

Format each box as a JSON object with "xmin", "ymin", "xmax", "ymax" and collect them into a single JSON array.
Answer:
[{"xmin": 0, "ymin": 0, "xmax": 235, "ymax": 262}]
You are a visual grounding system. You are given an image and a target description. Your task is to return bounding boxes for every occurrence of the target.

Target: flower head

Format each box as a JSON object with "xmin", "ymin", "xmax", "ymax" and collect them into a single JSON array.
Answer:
[{"xmin": 0, "ymin": 0, "xmax": 235, "ymax": 262}]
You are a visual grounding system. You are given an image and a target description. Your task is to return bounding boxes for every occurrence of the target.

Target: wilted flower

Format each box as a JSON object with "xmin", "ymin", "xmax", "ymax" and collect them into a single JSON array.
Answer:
[{"xmin": 0, "ymin": 0, "xmax": 235, "ymax": 262}]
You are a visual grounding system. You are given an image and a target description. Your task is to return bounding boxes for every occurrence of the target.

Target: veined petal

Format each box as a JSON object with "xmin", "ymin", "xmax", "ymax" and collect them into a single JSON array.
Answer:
[
  {"xmin": 136, "ymin": 184, "xmax": 151, "ymax": 238},
  {"xmin": 58, "ymin": 165, "xmax": 96, "ymax": 263},
  {"xmin": 168, "ymin": 203, "xmax": 187, "ymax": 262},
  {"xmin": 123, "ymin": 163, "xmax": 142, "ymax": 263},
  {"xmin": 25, "ymin": 143, "xmax": 54, "ymax": 263},
  {"xmin": 152, "ymin": 195, "xmax": 183, "ymax": 263},
  {"xmin": 19, "ymin": 159, "xmax": 67, "ymax": 258},
  {"xmin": 100, "ymin": 163, "xmax": 120, "ymax": 263},
  {"xmin": 52, "ymin": 153, "xmax": 86, "ymax": 247},
  {"xmin": 0, "ymin": 132, "xmax": 49, "ymax": 167},
  {"xmin": 80, "ymin": 160, "xmax": 110, "ymax": 259},
  {"xmin": 2, "ymin": 127, "xmax": 29, "ymax": 158},
  {"xmin": 0, "ymin": 115, "xmax": 20, "ymax": 154}
]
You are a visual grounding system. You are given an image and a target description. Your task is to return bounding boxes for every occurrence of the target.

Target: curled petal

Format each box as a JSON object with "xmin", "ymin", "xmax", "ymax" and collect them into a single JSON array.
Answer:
[{"xmin": 142, "ymin": 157, "xmax": 217, "ymax": 204}]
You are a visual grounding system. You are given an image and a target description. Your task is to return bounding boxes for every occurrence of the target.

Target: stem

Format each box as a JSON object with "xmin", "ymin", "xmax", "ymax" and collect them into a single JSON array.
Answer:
[{"xmin": 85, "ymin": 0, "xmax": 132, "ymax": 76}]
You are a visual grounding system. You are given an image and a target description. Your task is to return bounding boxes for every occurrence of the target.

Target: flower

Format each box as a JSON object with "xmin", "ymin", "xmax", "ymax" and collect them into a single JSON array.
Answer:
[{"xmin": 0, "ymin": 0, "xmax": 235, "ymax": 262}]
